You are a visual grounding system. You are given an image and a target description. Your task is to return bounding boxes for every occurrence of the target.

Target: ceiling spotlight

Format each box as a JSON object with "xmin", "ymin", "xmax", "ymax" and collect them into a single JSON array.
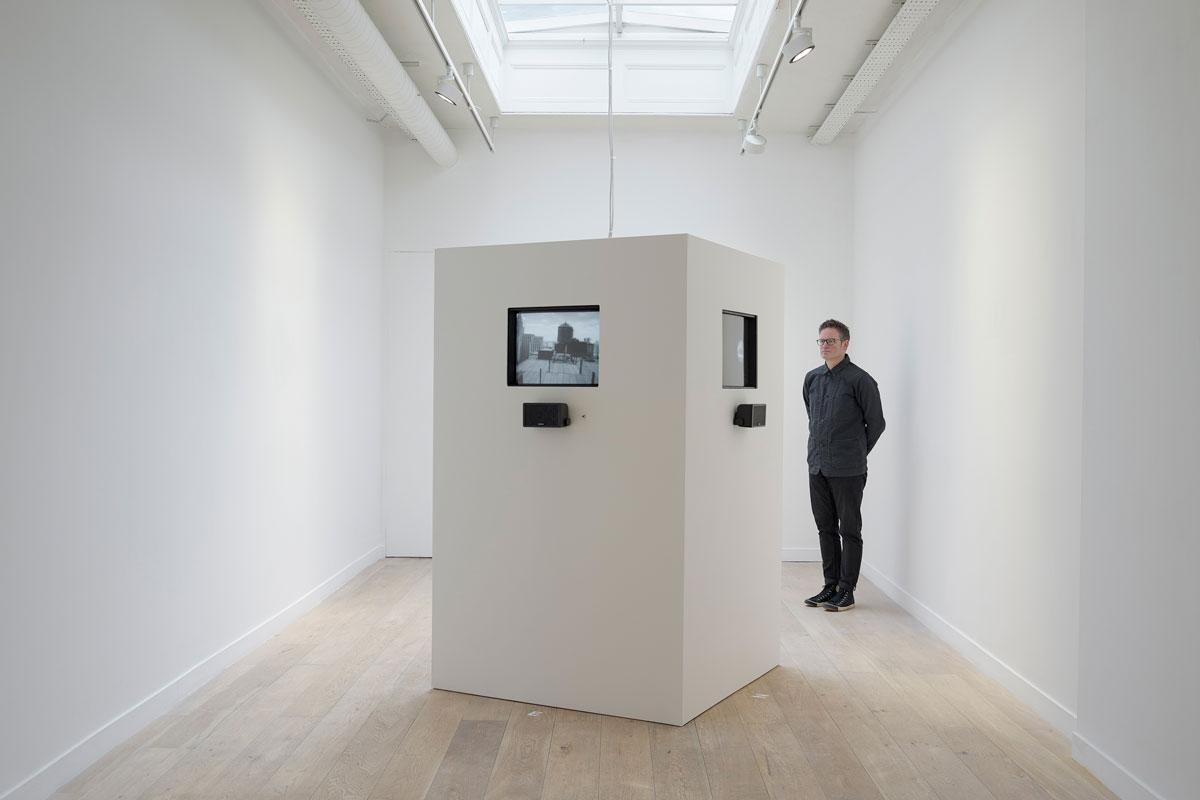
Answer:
[
  {"xmin": 783, "ymin": 26, "xmax": 815, "ymax": 63},
  {"xmin": 434, "ymin": 70, "xmax": 459, "ymax": 106},
  {"xmin": 743, "ymin": 125, "xmax": 766, "ymax": 154}
]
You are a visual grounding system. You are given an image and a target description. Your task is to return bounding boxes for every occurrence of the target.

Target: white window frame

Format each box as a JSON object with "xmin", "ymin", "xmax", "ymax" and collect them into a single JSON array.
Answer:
[{"xmin": 488, "ymin": 0, "xmax": 747, "ymax": 48}]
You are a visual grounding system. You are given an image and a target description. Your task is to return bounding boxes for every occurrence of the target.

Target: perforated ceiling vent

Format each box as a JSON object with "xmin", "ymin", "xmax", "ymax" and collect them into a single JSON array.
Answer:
[
  {"xmin": 812, "ymin": 0, "xmax": 939, "ymax": 145},
  {"xmin": 294, "ymin": 0, "xmax": 413, "ymax": 136}
]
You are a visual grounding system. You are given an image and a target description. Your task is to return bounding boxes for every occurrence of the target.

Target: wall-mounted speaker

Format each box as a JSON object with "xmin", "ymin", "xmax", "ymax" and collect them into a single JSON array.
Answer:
[
  {"xmin": 733, "ymin": 404, "xmax": 766, "ymax": 428},
  {"xmin": 524, "ymin": 403, "xmax": 570, "ymax": 428}
]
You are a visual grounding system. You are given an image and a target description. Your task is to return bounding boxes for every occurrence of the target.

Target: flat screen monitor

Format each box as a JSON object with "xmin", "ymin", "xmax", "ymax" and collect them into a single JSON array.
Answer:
[
  {"xmin": 722, "ymin": 310, "xmax": 757, "ymax": 388},
  {"xmin": 508, "ymin": 306, "xmax": 600, "ymax": 386}
]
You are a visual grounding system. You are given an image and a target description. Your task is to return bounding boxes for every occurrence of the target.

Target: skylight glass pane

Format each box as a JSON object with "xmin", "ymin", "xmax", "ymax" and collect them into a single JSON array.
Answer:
[
  {"xmin": 501, "ymin": 4, "xmax": 606, "ymax": 31},
  {"xmin": 622, "ymin": 7, "xmax": 734, "ymax": 34},
  {"xmin": 500, "ymin": 2, "xmax": 738, "ymax": 41},
  {"xmin": 635, "ymin": 5, "xmax": 735, "ymax": 22}
]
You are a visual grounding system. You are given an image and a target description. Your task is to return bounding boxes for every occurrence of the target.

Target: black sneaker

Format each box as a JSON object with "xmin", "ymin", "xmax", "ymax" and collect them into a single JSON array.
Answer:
[
  {"xmin": 804, "ymin": 584, "xmax": 838, "ymax": 607},
  {"xmin": 822, "ymin": 589, "xmax": 855, "ymax": 612}
]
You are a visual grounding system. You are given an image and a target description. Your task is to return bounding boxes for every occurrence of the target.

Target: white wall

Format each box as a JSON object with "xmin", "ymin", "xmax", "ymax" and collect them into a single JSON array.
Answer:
[
  {"xmin": 0, "ymin": 3, "xmax": 384, "ymax": 798},
  {"xmin": 383, "ymin": 252, "xmax": 434, "ymax": 557},
  {"xmin": 1075, "ymin": 2, "xmax": 1200, "ymax": 799},
  {"xmin": 851, "ymin": 0, "xmax": 1085, "ymax": 731},
  {"xmin": 384, "ymin": 130, "xmax": 854, "ymax": 560}
]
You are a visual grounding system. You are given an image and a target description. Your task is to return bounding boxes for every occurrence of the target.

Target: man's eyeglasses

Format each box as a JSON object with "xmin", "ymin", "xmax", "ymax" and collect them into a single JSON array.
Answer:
[{"xmin": 816, "ymin": 338, "xmax": 844, "ymax": 346}]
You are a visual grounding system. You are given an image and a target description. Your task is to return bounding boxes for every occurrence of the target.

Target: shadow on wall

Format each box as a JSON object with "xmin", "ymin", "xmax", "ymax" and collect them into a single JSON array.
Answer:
[
  {"xmin": 894, "ymin": 319, "xmax": 918, "ymax": 585},
  {"xmin": 862, "ymin": 315, "xmax": 918, "ymax": 588}
]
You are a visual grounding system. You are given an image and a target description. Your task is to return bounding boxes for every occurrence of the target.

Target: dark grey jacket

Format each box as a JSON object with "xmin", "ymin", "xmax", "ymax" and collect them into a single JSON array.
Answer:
[{"xmin": 803, "ymin": 355, "xmax": 886, "ymax": 477}]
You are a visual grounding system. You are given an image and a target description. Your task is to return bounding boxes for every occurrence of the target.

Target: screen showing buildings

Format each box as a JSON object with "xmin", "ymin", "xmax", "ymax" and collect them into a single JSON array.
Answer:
[
  {"xmin": 509, "ymin": 306, "xmax": 600, "ymax": 386},
  {"xmin": 723, "ymin": 310, "xmax": 757, "ymax": 388}
]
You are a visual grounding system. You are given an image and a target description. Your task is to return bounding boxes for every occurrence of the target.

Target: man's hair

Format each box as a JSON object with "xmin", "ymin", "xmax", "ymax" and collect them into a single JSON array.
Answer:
[{"xmin": 818, "ymin": 319, "xmax": 850, "ymax": 341}]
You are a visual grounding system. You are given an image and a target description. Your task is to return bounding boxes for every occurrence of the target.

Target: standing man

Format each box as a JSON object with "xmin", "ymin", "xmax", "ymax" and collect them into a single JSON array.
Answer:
[{"xmin": 802, "ymin": 319, "xmax": 885, "ymax": 612}]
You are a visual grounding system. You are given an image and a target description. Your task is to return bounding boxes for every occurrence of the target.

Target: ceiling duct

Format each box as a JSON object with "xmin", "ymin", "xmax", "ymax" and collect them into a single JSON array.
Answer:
[
  {"xmin": 812, "ymin": 0, "xmax": 940, "ymax": 145},
  {"xmin": 282, "ymin": 0, "xmax": 458, "ymax": 167}
]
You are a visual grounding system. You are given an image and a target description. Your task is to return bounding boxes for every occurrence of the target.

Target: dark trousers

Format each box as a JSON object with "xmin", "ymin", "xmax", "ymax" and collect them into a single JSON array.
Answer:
[{"xmin": 809, "ymin": 472, "xmax": 867, "ymax": 591}]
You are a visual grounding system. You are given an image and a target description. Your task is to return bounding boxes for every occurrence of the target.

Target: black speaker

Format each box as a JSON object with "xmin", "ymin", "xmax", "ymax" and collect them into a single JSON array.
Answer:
[
  {"xmin": 733, "ymin": 404, "xmax": 766, "ymax": 428},
  {"xmin": 523, "ymin": 403, "xmax": 570, "ymax": 428}
]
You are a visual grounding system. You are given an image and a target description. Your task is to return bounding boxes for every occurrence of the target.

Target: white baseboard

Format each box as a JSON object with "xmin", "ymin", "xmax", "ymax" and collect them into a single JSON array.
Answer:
[
  {"xmin": 2, "ymin": 544, "xmax": 385, "ymax": 800},
  {"xmin": 859, "ymin": 561, "xmax": 1078, "ymax": 735},
  {"xmin": 782, "ymin": 546, "xmax": 820, "ymax": 562},
  {"xmin": 1071, "ymin": 733, "xmax": 1165, "ymax": 800}
]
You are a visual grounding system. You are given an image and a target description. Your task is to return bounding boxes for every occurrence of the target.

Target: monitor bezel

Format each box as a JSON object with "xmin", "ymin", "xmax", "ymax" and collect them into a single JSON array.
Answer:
[
  {"xmin": 721, "ymin": 309, "xmax": 758, "ymax": 389},
  {"xmin": 507, "ymin": 304, "xmax": 601, "ymax": 388}
]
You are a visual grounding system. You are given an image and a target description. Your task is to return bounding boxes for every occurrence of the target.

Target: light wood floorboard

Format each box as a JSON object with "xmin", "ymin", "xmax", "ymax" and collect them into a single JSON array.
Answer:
[{"xmin": 53, "ymin": 560, "xmax": 1117, "ymax": 800}]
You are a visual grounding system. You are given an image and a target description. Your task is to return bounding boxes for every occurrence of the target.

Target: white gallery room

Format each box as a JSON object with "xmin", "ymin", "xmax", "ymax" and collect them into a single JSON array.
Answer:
[{"xmin": 1, "ymin": 1, "xmax": 1197, "ymax": 799}]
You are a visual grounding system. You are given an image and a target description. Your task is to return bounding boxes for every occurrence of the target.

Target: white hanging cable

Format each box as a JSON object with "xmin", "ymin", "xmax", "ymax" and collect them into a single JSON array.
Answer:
[{"xmin": 607, "ymin": 0, "xmax": 615, "ymax": 238}]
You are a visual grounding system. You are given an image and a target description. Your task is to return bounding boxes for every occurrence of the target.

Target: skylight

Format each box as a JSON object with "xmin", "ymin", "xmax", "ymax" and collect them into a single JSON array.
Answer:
[
  {"xmin": 496, "ymin": 0, "xmax": 740, "ymax": 44},
  {"xmin": 455, "ymin": 0, "xmax": 773, "ymax": 114}
]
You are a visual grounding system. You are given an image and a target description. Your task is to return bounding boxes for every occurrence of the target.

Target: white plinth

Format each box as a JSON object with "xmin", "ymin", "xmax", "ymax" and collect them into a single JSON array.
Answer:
[{"xmin": 432, "ymin": 234, "xmax": 782, "ymax": 725}]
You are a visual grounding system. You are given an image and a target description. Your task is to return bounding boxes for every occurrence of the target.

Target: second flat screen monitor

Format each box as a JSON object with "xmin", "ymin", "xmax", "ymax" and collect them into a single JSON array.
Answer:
[
  {"xmin": 723, "ymin": 310, "xmax": 757, "ymax": 388},
  {"xmin": 509, "ymin": 306, "xmax": 600, "ymax": 386}
]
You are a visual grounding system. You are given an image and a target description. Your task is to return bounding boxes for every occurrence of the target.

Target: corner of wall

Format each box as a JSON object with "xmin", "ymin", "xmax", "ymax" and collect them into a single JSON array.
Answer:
[
  {"xmin": 861, "ymin": 561, "xmax": 1077, "ymax": 734},
  {"xmin": 3, "ymin": 547, "xmax": 383, "ymax": 800},
  {"xmin": 1071, "ymin": 733, "xmax": 1166, "ymax": 800}
]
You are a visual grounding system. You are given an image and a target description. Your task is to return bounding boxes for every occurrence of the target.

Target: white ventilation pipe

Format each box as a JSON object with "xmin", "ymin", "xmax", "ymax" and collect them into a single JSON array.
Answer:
[
  {"xmin": 290, "ymin": 0, "xmax": 458, "ymax": 167},
  {"xmin": 812, "ymin": 0, "xmax": 940, "ymax": 144}
]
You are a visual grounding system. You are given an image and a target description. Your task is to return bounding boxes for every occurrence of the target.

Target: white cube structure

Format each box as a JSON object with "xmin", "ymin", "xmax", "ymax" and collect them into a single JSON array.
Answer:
[{"xmin": 432, "ymin": 234, "xmax": 782, "ymax": 725}]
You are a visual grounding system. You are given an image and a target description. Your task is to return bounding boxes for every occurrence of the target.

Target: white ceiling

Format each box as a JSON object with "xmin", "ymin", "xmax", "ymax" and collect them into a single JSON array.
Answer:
[
  {"xmin": 744, "ymin": 0, "xmax": 904, "ymax": 137},
  {"xmin": 359, "ymin": 0, "xmax": 972, "ymax": 140}
]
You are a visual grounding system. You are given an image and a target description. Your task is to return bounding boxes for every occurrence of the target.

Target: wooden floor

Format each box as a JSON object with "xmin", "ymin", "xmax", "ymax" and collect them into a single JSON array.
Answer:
[{"xmin": 54, "ymin": 559, "xmax": 1118, "ymax": 800}]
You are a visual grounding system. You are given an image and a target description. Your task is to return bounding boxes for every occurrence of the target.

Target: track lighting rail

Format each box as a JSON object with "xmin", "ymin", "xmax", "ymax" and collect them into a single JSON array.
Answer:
[
  {"xmin": 740, "ymin": 0, "xmax": 812, "ymax": 154},
  {"xmin": 410, "ymin": 0, "xmax": 496, "ymax": 151}
]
